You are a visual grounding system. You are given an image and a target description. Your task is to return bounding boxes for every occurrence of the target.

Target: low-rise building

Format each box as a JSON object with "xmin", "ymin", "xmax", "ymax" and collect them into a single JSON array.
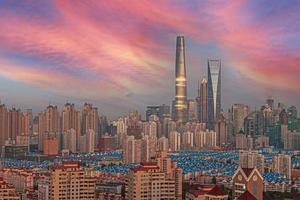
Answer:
[
  {"xmin": 186, "ymin": 185, "xmax": 228, "ymax": 200},
  {"xmin": 0, "ymin": 178, "xmax": 20, "ymax": 200},
  {"xmin": 232, "ymin": 167, "xmax": 263, "ymax": 200}
]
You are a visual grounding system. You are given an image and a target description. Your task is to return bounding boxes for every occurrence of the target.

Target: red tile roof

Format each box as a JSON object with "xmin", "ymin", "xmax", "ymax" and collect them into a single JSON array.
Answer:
[
  {"xmin": 51, "ymin": 161, "xmax": 80, "ymax": 170},
  {"xmin": 238, "ymin": 191, "xmax": 257, "ymax": 200},
  {"xmin": 188, "ymin": 185, "xmax": 223, "ymax": 197},
  {"xmin": 140, "ymin": 162, "xmax": 157, "ymax": 166},
  {"xmin": 131, "ymin": 162, "xmax": 159, "ymax": 172},
  {"xmin": 189, "ymin": 189, "xmax": 206, "ymax": 197},
  {"xmin": 242, "ymin": 168, "xmax": 254, "ymax": 177},
  {"xmin": 206, "ymin": 185, "xmax": 227, "ymax": 196}
]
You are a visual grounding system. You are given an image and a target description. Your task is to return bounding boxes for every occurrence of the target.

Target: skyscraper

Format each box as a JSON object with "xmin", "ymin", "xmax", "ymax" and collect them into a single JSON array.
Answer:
[
  {"xmin": 174, "ymin": 36, "xmax": 187, "ymax": 123},
  {"xmin": 230, "ymin": 104, "xmax": 250, "ymax": 134},
  {"xmin": 187, "ymin": 99, "xmax": 196, "ymax": 121},
  {"xmin": 215, "ymin": 112, "xmax": 227, "ymax": 146},
  {"xmin": 62, "ymin": 103, "xmax": 81, "ymax": 150},
  {"xmin": 38, "ymin": 105, "xmax": 60, "ymax": 152},
  {"xmin": 207, "ymin": 59, "xmax": 221, "ymax": 129},
  {"xmin": 274, "ymin": 154, "xmax": 291, "ymax": 179},
  {"xmin": 197, "ymin": 78, "xmax": 208, "ymax": 123},
  {"xmin": 81, "ymin": 103, "xmax": 99, "ymax": 145},
  {"xmin": 0, "ymin": 104, "xmax": 8, "ymax": 147}
]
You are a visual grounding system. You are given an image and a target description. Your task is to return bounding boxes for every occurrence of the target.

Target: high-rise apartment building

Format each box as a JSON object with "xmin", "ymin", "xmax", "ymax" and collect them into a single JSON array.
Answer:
[
  {"xmin": 62, "ymin": 129, "xmax": 77, "ymax": 153},
  {"xmin": 0, "ymin": 106, "xmax": 31, "ymax": 148},
  {"xmin": 80, "ymin": 129, "xmax": 95, "ymax": 153},
  {"xmin": 158, "ymin": 104, "xmax": 171, "ymax": 120},
  {"xmin": 0, "ymin": 177, "xmax": 20, "ymax": 200},
  {"xmin": 145, "ymin": 105, "xmax": 169, "ymax": 122},
  {"xmin": 284, "ymin": 131, "xmax": 300, "ymax": 150},
  {"xmin": 168, "ymin": 131, "xmax": 181, "ymax": 151},
  {"xmin": 81, "ymin": 103, "xmax": 99, "ymax": 143},
  {"xmin": 123, "ymin": 135, "xmax": 155, "ymax": 164},
  {"xmin": 181, "ymin": 131, "xmax": 194, "ymax": 150},
  {"xmin": 127, "ymin": 121, "xmax": 143, "ymax": 140},
  {"xmin": 274, "ymin": 154, "xmax": 291, "ymax": 179},
  {"xmin": 126, "ymin": 152, "xmax": 182, "ymax": 200},
  {"xmin": 7, "ymin": 108, "xmax": 20, "ymax": 142},
  {"xmin": 38, "ymin": 105, "xmax": 60, "ymax": 152},
  {"xmin": 115, "ymin": 117, "xmax": 127, "ymax": 148},
  {"xmin": 215, "ymin": 113, "xmax": 227, "ymax": 146},
  {"xmin": 2, "ymin": 169, "xmax": 34, "ymax": 195},
  {"xmin": 142, "ymin": 121, "xmax": 157, "ymax": 139},
  {"xmin": 231, "ymin": 104, "xmax": 250, "ymax": 135},
  {"xmin": 43, "ymin": 137, "xmax": 59, "ymax": 156},
  {"xmin": 0, "ymin": 104, "xmax": 8, "ymax": 147},
  {"xmin": 174, "ymin": 36, "xmax": 188, "ymax": 123},
  {"xmin": 239, "ymin": 150, "xmax": 265, "ymax": 173},
  {"xmin": 207, "ymin": 59, "xmax": 221, "ymax": 129},
  {"xmin": 244, "ymin": 111, "xmax": 264, "ymax": 137},
  {"xmin": 236, "ymin": 130, "xmax": 253, "ymax": 150},
  {"xmin": 193, "ymin": 130, "xmax": 217, "ymax": 150},
  {"xmin": 186, "ymin": 100, "xmax": 196, "ymax": 121},
  {"xmin": 62, "ymin": 103, "xmax": 81, "ymax": 150},
  {"xmin": 165, "ymin": 119, "xmax": 176, "ymax": 138},
  {"xmin": 49, "ymin": 161, "xmax": 95, "ymax": 200},
  {"xmin": 157, "ymin": 136, "xmax": 169, "ymax": 152},
  {"xmin": 146, "ymin": 106, "xmax": 160, "ymax": 121}
]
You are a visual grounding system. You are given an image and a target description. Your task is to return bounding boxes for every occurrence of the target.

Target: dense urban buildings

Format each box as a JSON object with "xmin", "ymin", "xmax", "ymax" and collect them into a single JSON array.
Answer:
[
  {"xmin": 126, "ymin": 152, "xmax": 182, "ymax": 200},
  {"xmin": 0, "ymin": 35, "xmax": 299, "ymax": 199}
]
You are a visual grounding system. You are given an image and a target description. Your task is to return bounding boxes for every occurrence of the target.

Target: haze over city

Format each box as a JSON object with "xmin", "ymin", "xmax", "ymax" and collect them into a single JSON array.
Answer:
[{"xmin": 0, "ymin": 0, "xmax": 299, "ymax": 117}]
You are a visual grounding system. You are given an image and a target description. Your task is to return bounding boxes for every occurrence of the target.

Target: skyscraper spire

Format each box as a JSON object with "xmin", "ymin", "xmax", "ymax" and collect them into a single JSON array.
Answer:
[{"xmin": 174, "ymin": 35, "xmax": 187, "ymax": 123}]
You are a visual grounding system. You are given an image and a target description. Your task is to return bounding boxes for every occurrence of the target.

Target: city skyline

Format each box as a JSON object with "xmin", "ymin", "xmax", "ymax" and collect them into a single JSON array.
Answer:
[
  {"xmin": 0, "ymin": 0, "xmax": 299, "ymax": 117},
  {"xmin": 0, "ymin": 1, "xmax": 300, "ymax": 200}
]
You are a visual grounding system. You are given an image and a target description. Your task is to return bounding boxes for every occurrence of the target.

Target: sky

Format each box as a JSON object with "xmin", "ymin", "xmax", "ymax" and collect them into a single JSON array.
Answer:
[{"xmin": 0, "ymin": 0, "xmax": 299, "ymax": 118}]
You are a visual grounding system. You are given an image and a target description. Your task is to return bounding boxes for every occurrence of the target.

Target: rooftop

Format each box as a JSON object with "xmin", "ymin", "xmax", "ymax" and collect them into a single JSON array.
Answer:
[
  {"xmin": 238, "ymin": 191, "xmax": 257, "ymax": 200},
  {"xmin": 241, "ymin": 168, "xmax": 254, "ymax": 177},
  {"xmin": 206, "ymin": 185, "xmax": 227, "ymax": 196}
]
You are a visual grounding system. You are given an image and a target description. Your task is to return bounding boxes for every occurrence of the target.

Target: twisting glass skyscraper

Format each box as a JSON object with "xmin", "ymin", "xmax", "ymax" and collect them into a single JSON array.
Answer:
[
  {"xmin": 207, "ymin": 59, "xmax": 221, "ymax": 129},
  {"xmin": 174, "ymin": 36, "xmax": 187, "ymax": 123}
]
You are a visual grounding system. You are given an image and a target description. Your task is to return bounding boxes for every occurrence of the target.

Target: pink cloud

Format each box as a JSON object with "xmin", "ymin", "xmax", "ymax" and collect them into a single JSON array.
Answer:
[{"xmin": 0, "ymin": 0, "xmax": 299, "ymax": 108}]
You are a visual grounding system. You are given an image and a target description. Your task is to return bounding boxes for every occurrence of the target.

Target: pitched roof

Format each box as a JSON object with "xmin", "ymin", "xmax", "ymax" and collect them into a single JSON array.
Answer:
[
  {"xmin": 238, "ymin": 191, "xmax": 257, "ymax": 200},
  {"xmin": 190, "ymin": 189, "xmax": 207, "ymax": 197},
  {"xmin": 242, "ymin": 168, "xmax": 254, "ymax": 177},
  {"xmin": 206, "ymin": 185, "xmax": 227, "ymax": 196},
  {"xmin": 188, "ymin": 185, "xmax": 215, "ymax": 197}
]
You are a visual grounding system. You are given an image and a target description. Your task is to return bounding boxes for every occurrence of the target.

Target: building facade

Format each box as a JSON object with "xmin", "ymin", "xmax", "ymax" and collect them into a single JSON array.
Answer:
[
  {"xmin": 49, "ymin": 161, "xmax": 95, "ymax": 200},
  {"xmin": 126, "ymin": 153, "xmax": 182, "ymax": 200},
  {"xmin": 174, "ymin": 36, "xmax": 188, "ymax": 123},
  {"xmin": 232, "ymin": 167, "xmax": 263, "ymax": 200},
  {"xmin": 207, "ymin": 59, "xmax": 221, "ymax": 129}
]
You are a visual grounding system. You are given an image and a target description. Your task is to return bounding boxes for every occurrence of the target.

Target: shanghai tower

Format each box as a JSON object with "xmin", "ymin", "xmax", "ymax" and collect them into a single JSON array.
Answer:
[
  {"xmin": 207, "ymin": 59, "xmax": 221, "ymax": 129},
  {"xmin": 174, "ymin": 36, "xmax": 187, "ymax": 123}
]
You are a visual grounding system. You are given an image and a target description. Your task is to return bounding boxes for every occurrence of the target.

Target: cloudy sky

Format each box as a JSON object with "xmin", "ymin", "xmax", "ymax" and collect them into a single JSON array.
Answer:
[{"xmin": 0, "ymin": 0, "xmax": 299, "ymax": 118}]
